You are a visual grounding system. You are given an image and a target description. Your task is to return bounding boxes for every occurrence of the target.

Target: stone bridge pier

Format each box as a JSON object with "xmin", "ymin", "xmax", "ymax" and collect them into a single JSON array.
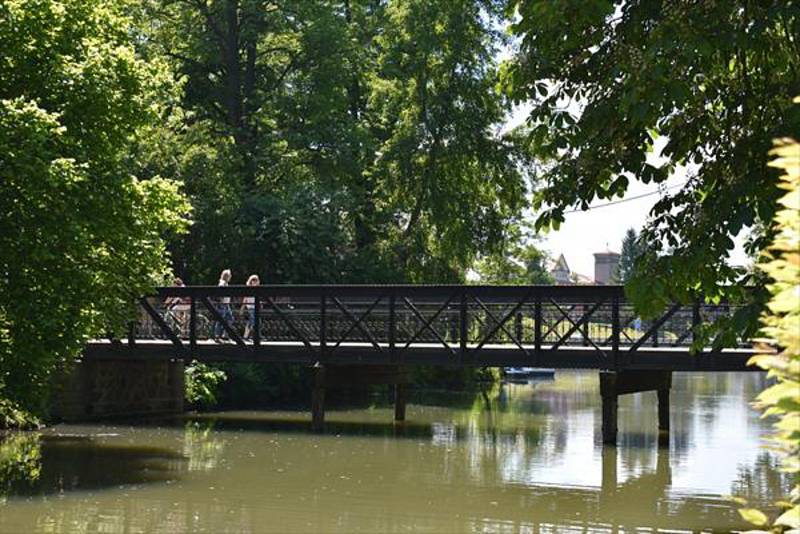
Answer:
[
  {"xmin": 54, "ymin": 359, "xmax": 185, "ymax": 421},
  {"xmin": 311, "ymin": 364, "xmax": 410, "ymax": 431}
]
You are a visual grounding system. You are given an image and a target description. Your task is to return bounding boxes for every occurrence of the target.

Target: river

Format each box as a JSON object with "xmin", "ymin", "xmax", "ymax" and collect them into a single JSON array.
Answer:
[{"xmin": 0, "ymin": 371, "xmax": 787, "ymax": 533}]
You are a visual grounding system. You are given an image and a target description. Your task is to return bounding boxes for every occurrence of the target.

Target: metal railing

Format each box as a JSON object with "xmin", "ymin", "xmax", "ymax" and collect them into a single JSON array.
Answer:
[{"xmin": 116, "ymin": 285, "xmax": 749, "ymax": 367}]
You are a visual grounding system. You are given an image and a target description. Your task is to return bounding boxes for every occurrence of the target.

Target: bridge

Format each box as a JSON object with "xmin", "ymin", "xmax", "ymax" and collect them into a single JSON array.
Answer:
[
  {"xmin": 87, "ymin": 284, "xmax": 753, "ymax": 369},
  {"xmin": 77, "ymin": 284, "xmax": 761, "ymax": 442}
]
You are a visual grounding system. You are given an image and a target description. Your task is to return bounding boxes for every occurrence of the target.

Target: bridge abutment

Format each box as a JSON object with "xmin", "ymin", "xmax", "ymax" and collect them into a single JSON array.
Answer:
[
  {"xmin": 310, "ymin": 364, "xmax": 410, "ymax": 431},
  {"xmin": 599, "ymin": 370, "xmax": 672, "ymax": 445},
  {"xmin": 54, "ymin": 359, "xmax": 184, "ymax": 421}
]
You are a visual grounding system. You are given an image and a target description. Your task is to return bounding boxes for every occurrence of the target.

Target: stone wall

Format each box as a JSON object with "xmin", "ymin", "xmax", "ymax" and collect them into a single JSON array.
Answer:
[{"xmin": 53, "ymin": 360, "xmax": 184, "ymax": 421}]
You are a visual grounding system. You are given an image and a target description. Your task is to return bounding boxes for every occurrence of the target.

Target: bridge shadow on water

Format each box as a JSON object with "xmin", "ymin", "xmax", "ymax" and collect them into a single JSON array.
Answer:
[{"xmin": 182, "ymin": 408, "xmax": 546, "ymax": 444}]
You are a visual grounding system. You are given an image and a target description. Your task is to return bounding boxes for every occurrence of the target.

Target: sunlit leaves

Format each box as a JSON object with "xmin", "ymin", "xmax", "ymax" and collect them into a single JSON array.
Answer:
[
  {"xmin": 744, "ymin": 134, "xmax": 800, "ymax": 531},
  {"xmin": 739, "ymin": 508, "xmax": 769, "ymax": 527},
  {"xmin": 0, "ymin": 0, "xmax": 190, "ymax": 418}
]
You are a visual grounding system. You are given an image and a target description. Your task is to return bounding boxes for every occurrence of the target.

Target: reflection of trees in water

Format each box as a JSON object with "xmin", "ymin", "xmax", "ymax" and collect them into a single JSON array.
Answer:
[
  {"xmin": 0, "ymin": 372, "xmax": 783, "ymax": 533},
  {"xmin": 0, "ymin": 432, "xmax": 185, "ymax": 499},
  {"xmin": 182, "ymin": 420, "xmax": 227, "ymax": 472},
  {"xmin": 675, "ymin": 373, "xmax": 768, "ymax": 430},
  {"xmin": 0, "ymin": 432, "xmax": 41, "ymax": 501},
  {"xmin": 731, "ymin": 452, "xmax": 790, "ymax": 506}
]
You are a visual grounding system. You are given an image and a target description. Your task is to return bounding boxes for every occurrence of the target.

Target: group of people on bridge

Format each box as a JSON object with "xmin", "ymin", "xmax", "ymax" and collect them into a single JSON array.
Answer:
[{"xmin": 165, "ymin": 269, "xmax": 261, "ymax": 340}]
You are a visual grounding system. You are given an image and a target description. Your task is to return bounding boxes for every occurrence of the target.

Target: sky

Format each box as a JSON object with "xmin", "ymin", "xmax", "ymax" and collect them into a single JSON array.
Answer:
[
  {"xmin": 538, "ymin": 177, "xmax": 688, "ymax": 279},
  {"xmin": 503, "ymin": 105, "xmax": 750, "ymax": 279}
]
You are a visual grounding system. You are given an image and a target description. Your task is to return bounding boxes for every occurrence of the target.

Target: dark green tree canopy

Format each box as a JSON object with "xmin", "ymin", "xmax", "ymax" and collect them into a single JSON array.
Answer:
[
  {"xmin": 138, "ymin": 0, "xmax": 528, "ymax": 284},
  {"xmin": 504, "ymin": 0, "xmax": 799, "ymax": 323}
]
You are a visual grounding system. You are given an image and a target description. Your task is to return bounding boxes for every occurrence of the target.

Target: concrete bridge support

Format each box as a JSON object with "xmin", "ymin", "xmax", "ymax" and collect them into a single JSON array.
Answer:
[
  {"xmin": 310, "ymin": 364, "xmax": 410, "ymax": 432},
  {"xmin": 54, "ymin": 359, "xmax": 184, "ymax": 421},
  {"xmin": 599, "ymin": 370, "xmax": 672, "ymax": 445}
]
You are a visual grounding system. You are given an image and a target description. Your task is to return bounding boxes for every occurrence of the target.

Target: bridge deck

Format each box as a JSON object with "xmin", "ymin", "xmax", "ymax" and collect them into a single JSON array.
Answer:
[
  {"xmin": 84, "ymin": 284, "xmax": 762, "ymax": 372},
  {"xmin": 85, "ymin": 340, "xmax": 757, "ymax": 371}
]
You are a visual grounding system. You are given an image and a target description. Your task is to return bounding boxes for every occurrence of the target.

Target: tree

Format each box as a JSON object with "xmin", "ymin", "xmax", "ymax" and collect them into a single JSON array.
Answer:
[
  {"xmin": 139, "ymin": 0, "xmax": 528, "ymax": 284},
  {"xmin": 615, "ymin": 228, "xmax": 645, "ymax": 283},
  {"xmin": 0, "ymin": 0, "xmax": 190, "ymax": 419},
  {"xmin": 473, "ymin": 226, "xmax": 553, "ymax": 284},
  {"xmin": 503, "ymin": 1, "xmax": 799, "ymax": 330},
  {"xmin": 369, "ymin": 0, "xmax": 529, "ymax": 280}
]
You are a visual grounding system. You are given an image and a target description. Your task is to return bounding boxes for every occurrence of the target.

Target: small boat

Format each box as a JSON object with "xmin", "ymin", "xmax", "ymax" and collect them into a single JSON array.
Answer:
[{"xmin": 504, "ymin": 367, "xmax": 555, "ymax": 379}]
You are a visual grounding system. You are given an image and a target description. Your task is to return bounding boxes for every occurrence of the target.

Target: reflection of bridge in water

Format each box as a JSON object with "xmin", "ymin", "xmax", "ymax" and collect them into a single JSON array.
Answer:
[
  {"xmin": 188, "ymin": 416, "xmax": 750, "ymax": 532},
  {"xmin": 78, "ymin": 285, "xmax": 764, "ymax": 443},
  {"xmin": 0, "ymin": 417, "xmax": 759, "ymax": 533}
]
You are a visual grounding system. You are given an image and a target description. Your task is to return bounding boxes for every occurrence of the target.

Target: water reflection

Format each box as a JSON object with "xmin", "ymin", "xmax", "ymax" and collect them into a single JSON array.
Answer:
[
  {"xmin": 0, "ymin": 433, "xmax": 186, "ymax": 500},
  {"xmin": 0, "ymin": 371, "xmax": 790, "ymax": 533}
]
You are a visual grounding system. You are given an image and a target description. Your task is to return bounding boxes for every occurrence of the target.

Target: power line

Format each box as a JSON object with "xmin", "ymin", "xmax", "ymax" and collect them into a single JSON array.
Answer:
[{"xmin": 562, "ymin": 182, "xmax": 686, "ymax": 214}]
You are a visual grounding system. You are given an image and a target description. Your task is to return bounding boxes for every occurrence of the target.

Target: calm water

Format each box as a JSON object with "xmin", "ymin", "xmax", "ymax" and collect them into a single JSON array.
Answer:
[{"xmin": 0, "ymin": 371, "xmax": 787, "ymax": 533}]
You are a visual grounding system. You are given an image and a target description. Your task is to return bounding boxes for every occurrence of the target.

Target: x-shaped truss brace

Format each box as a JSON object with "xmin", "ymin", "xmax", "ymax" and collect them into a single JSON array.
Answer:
[
  {"xmin": 263, "ymin": 296, "xmax": 314, "ymax": 352},
  {"xmin": 329, "ymin": 296, "xmax": 385, "ymax": 353},
  {"xmin": 472, "ymin": 297, "xmax": 529, "ymax": 356},
  {"xmin": 669, "ymin": 303, "xmax": 728, "ymax": 347},
  {"xmin": 547, "ymin": 299, "xmax": 607, "ymax": 355},
  {"xmin": 140, "ymin": 297, "xmax": 184, "ymax": 349},
  {"xmin": 330, "ymin": 295, "xmax": 384, "ymax": 352},
  {"xmin": 399, "ymin": 294, "xmax": 458, "ymax": 355},
  {"xmin": 629, "ymin": 303, "xmax": 682, "ymax": 352},
  {"xmin": 472, "ymin": 289, "xmax": 533, "ymax": 353},
  {"xmin": 541, "ymin": 303, "xmax": 579, "ymax": 341}
]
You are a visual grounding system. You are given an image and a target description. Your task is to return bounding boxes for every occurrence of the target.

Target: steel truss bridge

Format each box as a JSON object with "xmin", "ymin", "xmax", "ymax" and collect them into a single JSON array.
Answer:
[{"xmin": 84, "ymin": 285, "xmax": 758, "ymax": 372}]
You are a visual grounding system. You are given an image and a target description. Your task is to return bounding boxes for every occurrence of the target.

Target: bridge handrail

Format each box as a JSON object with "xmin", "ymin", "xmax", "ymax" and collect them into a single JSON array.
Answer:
[{"xmin": 152, "ymin": 284, "xmax": 630, "ymax": 300}]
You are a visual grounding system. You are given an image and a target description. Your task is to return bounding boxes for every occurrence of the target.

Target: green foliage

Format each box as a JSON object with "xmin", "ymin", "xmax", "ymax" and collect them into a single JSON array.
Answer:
[
  {"xmin": 504, "ymin": 1, "xmax": 799, "ymax": 327},
  {"xmin": 137, "ymin": 0, "xmax": 527, "ymax": 284},
  {"xmin": 473, "ymin": 225, "xmax": 553, "ymax": 284},
  {"xmin": 217, "ymin": 363, "xmax": 310, "ymax": 407},
  {"xmin": 743, "ymin": 134, "xmax": 800, "ymax": 532},
  {"xmin": 0, "ymin": 399, "xmax": 40, "ymax": 431},
  {"xmin": 0, "ymin": 0, "xmax": 191, "ymax": 414},
  {"xmin": 185, "ymin": 363, "xmax": 227, "ymax": 409}
]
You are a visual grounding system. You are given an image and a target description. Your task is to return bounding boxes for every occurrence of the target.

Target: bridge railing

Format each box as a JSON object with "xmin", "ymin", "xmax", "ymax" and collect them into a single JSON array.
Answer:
[{"xmin": 118, "ymin": 285, "xmax": 748, "ymax": 365}]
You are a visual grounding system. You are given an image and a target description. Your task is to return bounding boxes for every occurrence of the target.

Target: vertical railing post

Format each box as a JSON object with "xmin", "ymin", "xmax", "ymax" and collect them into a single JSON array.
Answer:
[
  {"xmin": 534, "ymin": 296, "xmax": 542, "ymax": 353},
  {"xmin": 389, "ymin": 292, "xmax": 396, "ymax": 364},
  {"xmin": 459, "ymin": 289, "xmax": 468, "ymax": 365},
  {"xmin": 189, "ymin": 295, "xmax": 197, "ymax": 355},
  {"xmin": 582, "ymin": 303, "xmax": 590, "ymax": 346},
  {"xmin": 692, "ymin": 299, "xmax": 701, "ymax": 347},
  {"xmin": 127, "ymin": 321, "xmax": 136, "ymax": 347},
  {"xmin": 514, "ymin": 311, "xmax": 523, "ymax": 343},
  {"xmin": 320, "ymin": 290, "xmax": 327, "ymax": 363},
  {"xmin": 253, "ymin": 295, "xmax": 261, "ymax": 347},
  {"xmin": 653, "ymin": 315, "xmax": 660, "ymax": 347},
  {"xmin": 611, "ymin": 295, "xmax": 620, "ymax": 370}
]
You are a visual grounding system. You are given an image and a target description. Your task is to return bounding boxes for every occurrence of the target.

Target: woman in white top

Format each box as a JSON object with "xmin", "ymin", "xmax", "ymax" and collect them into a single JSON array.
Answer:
[
  {"xmin": 242, "ymin": 274, "xmax": 260, "ymax": 339},
  {"xmin": 214, "ymin": 269, "xmax": 233, "ymax": 339}
]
